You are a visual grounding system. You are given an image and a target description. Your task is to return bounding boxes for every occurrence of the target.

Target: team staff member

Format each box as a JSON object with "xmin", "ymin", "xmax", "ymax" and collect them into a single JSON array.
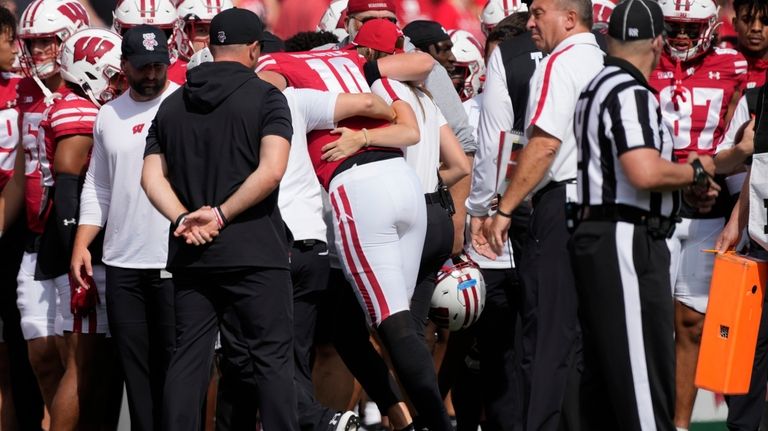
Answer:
[
  {"xmin": 71, "ymin": 25, "xmax": 179, "ymax": 431},
  {"xmin": 357, "ymin": 18, "xmax": 470, "ymax": 341},
  {"xmin": 459, "ymin": 14, "xmax": 531, "ymax": 430},
  {"xmin": 571, "ymin": 1, "xmax": 718, "ymax": 426},
  {"xmin": 141, "ymin": 9, "xmax": 297, "ymax": 430},
  {"xmin": 338, "ymin": 0, "xmax": 477, "ymax": 256},
  {"xmin": 481, "ymin": 0, "xmax": 603, "ymax": 428}
]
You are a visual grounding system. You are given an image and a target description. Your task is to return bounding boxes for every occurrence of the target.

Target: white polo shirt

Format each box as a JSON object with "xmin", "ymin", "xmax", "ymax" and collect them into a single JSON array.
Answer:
[
  {"xmin": 79, "ymin": 83, "xmax": 180, "ymax": 268},
  {"xmin": 371, "ymin": 77, "xmax": 446, "ymax": 193},
  {"xmin": 525, "ymin": 32, "xmax": 604, "ymax": 193},
  {"xmin": 280, "ymin": 87, "xmax": 336, "ymax": 243}
]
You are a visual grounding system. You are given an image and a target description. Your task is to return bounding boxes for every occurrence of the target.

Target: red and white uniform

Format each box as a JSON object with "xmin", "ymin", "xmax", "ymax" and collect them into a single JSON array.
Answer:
[
  {"xmin": 649, "ymin": 48, "xmax": 748, "ymax": 160},
  {"xmin": 650, "ymin": 48, "xmax": 747, "ymax": 315},
  {"xmin": 0, "ymin": 72, "xmax": 20, "ymax": 190},
  {"xmin": 17, "ymin": 77, "xmax": 52, "ymax": 234},
  {"xmin": 257, "ymin": 49, "xmax": 400, "ymax": 189},
  {"xmin": 38, "ymin": 88, "xmax": 98, "ymax": 189},
  {"xmin": 167, "ymin": 57, "xmax": 188, "ymax": 85},
  {"xmin": 743, "ymin": 54, "xmax": 768, "ymax": 90},
  {"xmin": 36, "ymin": 88, "xmax": 106, "ymax": 335},
  {"xmin": 258, "ymin": 49, "xmax": 426, "ymax": 326},
  {"xmin": 16, "ymin": 77, "xmax": 62, "ymax": 340}
]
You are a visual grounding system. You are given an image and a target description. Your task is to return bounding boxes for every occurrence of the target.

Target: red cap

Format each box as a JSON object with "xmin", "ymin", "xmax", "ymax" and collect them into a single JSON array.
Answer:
[
  {"xmin": 352, "ymin": 18, "xmax": 403, "ymax": 54},
  {"xmin": 346, "ymin": 0, "xmax": 396, "ymax": 14}
]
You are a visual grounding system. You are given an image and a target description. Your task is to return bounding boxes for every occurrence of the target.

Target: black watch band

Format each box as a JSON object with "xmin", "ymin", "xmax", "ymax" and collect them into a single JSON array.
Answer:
[
  {"xmin": 496, "ymin": 207, "xmax": 513, "ymax": 218},
  {"xmin": 691, "ymin": 159, "xmax": 709, "ymax": 187}
]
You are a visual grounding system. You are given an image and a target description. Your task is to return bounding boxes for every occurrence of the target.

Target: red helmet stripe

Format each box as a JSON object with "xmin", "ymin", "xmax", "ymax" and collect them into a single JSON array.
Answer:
[
  {"xmin": 150, "ymin": 0, "xmax": 156, "ymax": 18},
  {"xmin": 503, "ymin": 0, "xmax": 509, "ymax": 14},
  {"xmin": 24, "ymin": 0, "xmax": 44, "ymax": 28},
  {"xmin": 470, "ymin": 284, "xmax": 479, "ymax": 322},
  {"xmin": 462, "ymin": 289, "xmax": 471, "ymax": 328}
]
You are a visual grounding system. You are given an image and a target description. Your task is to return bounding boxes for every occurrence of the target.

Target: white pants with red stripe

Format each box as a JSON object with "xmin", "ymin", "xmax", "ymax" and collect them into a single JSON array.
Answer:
[
  {"xmin": 49, "ymin": 265, "xmax": 109, "ymax": 335},
  {"xmin": 329, "ymin": 157, "xmax": 427, "ymax": 327}
]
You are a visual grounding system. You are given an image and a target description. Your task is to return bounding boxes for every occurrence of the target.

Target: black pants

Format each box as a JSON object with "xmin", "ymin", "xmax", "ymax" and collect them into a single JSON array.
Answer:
[
  {"xmin": 163, "ymin": 267, "xmax": 297, "ymax": 431},
  {"xmin": 0, "ymin": 219, "xmax": 44, "ymax": 430},
  {"xmin": 438, "ymin": 266, "xmax": 523, "ymax": 431},
  {"xmin": 292, "ymin": 241, "xmax": 335, "ymax": 431},
  {"xmin": 570, "ymin": 221, "xmax": 675, "ymax": 430},
  {"xmin": 477, "ymin": 267, "xmax": 523, "ymax": 430},
  {"xmin": 105, "ymin": 266, "xmax": 175, "ymax": 431},
  {"xmin": 518, "ymin": 184, "xmax": 580, "ymax": 431},
  {"xmin": 726, "ymin": 244, "xmax": 768, "ymax": 430},
  {"xmin": 410, "ymin": 200, "xmax": 454, "ymax": 337},
  {"xmin": 328, "ymin": 269, "xmax": 403, "ymax": 413}
]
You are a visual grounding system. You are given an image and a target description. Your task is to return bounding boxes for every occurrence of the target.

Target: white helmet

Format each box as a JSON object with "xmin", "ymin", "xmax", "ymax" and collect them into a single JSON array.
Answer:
[
  {"xmin": 480, "ymin": 0, "xmax": 527, "ymax": 36},
  {"xmin": 658, "ymin": 0, "xmax": 720, "ymax": 62},
  {"xmin": 317, "ymin": 0, "xmax": 349, "ymax": 42},
  {"xmin": 429, "ymin": 255, "xmax": 486, "ymax": 331},
  {"xmin": 449, "ymin": 30, "xmax": 485, "ymax": 101},
  {"xmin": 592, "ymin": 0, "xmax": 615, "ymax": 34},
  {"xmin": 18, "ymin": 0, "xmax": 90, "ymax": 78},
  {"xmin": 59, "ymin": 28, "xmax": 123, "ymax": 107},
  {"xmin": 176, "ymin": 0, "xmax": 233, "ymax": 59},
  {"xmin": 112, "ymin": 0, "xmax": 178, "ymax": 36}
]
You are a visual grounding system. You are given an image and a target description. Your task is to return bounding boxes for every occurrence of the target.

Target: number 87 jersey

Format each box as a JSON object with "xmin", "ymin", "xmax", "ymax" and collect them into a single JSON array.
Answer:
[{"xmin": 649, "ymin": 47, "xmax": 747, "ymax": 161}]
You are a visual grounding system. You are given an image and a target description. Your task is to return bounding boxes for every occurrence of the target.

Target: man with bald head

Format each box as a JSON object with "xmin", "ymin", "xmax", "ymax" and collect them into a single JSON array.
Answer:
[{"xmin": 480, "ymin": 0, "xmax": 602, "ymax": 428}]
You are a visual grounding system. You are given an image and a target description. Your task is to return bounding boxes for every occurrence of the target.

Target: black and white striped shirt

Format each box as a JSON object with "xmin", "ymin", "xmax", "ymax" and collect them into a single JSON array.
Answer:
[{"xmin": 574, "ymin": 56, "xmax": 679, "ymax": 218}]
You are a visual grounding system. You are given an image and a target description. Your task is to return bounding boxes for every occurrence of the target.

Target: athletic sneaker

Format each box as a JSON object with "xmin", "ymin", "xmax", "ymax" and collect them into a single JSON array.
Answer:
[{"xmin": 328, "ymin": 411, "xmax": 360, "ymax": 431}]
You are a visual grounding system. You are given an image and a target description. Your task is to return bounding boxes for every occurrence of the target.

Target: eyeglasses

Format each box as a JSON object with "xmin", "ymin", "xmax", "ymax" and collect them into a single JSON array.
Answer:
[{"xmin": 351, "ymin": 15, "xmax": 398, "ymax": 25}]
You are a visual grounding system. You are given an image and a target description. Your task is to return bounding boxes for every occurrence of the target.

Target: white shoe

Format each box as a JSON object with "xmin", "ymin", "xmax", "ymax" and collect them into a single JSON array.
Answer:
[{"xmin": 329, "ymin": 411, "xmax": 359, "ymax": 431}]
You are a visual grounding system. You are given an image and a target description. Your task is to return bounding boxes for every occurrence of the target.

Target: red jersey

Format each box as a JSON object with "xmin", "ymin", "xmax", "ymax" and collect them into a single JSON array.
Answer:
[
  {"xmin": 0, "ymin": 72, "xmax": 20, "ymax": 190},
  {"xmin": 17, "ymin": 77, "xmax": 55, "ymax": 234},
  {"xmin": 168, "ymin": 57, "xmax": 188, "ymax": 85},
  {"xmin": 649, "ymin": 48, "xmax": 747, "ymax": 160},
  {"xmin": 257, "ymin": 49, "xmax": 396, "ymax": 188},
  {"xmin": 38, "ymin": 88, "xmax": 97, "ymax": 191},
  {"xmin": 743, "ymin": 54, "xmax": 768, "ymax": 90}
]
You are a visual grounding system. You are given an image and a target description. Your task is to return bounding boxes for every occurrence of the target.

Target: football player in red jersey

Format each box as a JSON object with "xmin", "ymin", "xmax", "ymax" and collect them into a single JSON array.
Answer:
[
  {"xmin": 175, "ymin": 0, "xmax": 233, "ymax": 61},
  {"xmin": 112, "ymin": 0, "xmax": 189, "ymax": 84},
  {"xmin": 733, "ymin": 0, "xmax": 768, "ymax": 90},
  {"xmin": 650, "ymin": 0, "xmax": 747, "ymax": 428},
  {"xmin": 0, "ymin": 0, "xmax": 88, "ymax": 416},
  {"xmin": 0, "ymin": 6, "xmax": 31, "ymax": 430},
  {"xmin": 36, "ymin": 27, "xmax": 124, "ymax": 430}
]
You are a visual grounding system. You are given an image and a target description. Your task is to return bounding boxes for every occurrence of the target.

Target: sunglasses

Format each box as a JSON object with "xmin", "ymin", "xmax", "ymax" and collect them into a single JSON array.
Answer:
[{"xmin": 352, "ymin": 16, "xmax": 398, "ymax": 24}]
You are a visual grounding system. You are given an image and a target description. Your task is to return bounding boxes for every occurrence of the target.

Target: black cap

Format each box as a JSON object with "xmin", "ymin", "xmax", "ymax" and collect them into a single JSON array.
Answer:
[
  {"xmin": 121, "ymin": 25, "xmax": 171, "ymax": 68},
  {"xmin": 608, "ymin": 0, "xmax": 664, "ymax": 41},
  {"xmin": 261, "ymin": 31, "xmax": 285, "ymax": 53},
  {"xmin": 402, "ymin": 20, "xmax": 450, "ymax": 51},
  {"xmin": 209, "ymin": 7, "xmax": 264, "ymax": 46}
]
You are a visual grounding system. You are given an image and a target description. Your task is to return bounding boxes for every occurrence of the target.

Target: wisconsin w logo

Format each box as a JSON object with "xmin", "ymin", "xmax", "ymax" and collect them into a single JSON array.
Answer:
[
  {"xmin": 57, "ymin": 2, "xmax": 88, "ymax": 26},
  {"xmin": 73, "ymin": 37, "xmax": 115, "ymax": 65}
]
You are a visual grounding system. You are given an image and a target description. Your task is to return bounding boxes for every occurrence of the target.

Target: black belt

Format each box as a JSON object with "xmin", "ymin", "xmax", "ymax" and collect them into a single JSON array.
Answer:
[
  {"xmin": 532, "ymin": 179, "xmax": 574, "ymax": 207},
  {"xmin": 293, "ymin": 239, "xmax": 325, "ymax": 249},
  {"xmin": 425, "ymin": 191, "xmax": 441, "ymax": 205},
  {"xmin": 331, "ymin": 150, "xmax": 402, "ymax": 182},
  {"xmin": 578, "ymin": 204, "xmax": 678, "ymax": 238}
]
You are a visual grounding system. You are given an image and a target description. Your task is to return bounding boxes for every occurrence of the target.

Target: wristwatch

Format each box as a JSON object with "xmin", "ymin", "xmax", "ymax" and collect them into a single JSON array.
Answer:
[{"xmin": 691, "ymin": 159, "xmax": 709, "ymax": 188}]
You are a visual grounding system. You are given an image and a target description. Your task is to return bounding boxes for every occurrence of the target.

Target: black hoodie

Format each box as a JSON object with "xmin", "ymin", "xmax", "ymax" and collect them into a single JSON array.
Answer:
[{"xmin": 145, "ymin": 61, "xmax": 293, "ymax": 270}]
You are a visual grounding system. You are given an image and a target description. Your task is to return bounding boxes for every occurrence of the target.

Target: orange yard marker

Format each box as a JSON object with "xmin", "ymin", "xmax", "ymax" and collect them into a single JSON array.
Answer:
[{"xmin": 696, "ymin": 252, "xmax": 767, "ymax": 394}]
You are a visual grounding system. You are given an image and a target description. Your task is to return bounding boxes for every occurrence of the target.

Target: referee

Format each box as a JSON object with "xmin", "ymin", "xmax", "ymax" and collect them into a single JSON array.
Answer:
[{"xmin": 570, "ymin": 0, "xmax": 718, "ymax": 427}]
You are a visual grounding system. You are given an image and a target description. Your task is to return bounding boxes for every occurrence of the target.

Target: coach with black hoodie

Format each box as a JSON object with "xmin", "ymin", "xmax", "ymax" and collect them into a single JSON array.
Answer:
[{"xmin": 141, "ymin": 8, "xmax": 296, "ymax": 431}]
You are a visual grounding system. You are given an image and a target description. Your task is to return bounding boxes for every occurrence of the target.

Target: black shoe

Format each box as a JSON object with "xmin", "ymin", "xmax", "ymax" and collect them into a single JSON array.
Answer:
[{"xmin": 328, "ymin": 411, "xmax": 360, "ymax": 431}]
